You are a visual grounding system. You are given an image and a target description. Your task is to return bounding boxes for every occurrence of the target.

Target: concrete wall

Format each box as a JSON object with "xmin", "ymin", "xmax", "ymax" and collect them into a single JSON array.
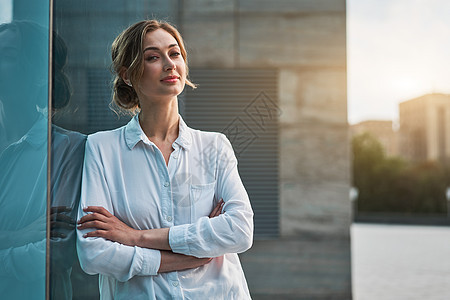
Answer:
[{"xmin": 181, "ymin": 0, "xmax": 351, "ymax": 298}]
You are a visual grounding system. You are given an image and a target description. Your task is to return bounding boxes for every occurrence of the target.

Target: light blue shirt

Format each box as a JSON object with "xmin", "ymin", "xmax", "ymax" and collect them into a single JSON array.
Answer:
[{"xmin": 77, "ymin": 114, "xmax": 254, "ymax": 299}]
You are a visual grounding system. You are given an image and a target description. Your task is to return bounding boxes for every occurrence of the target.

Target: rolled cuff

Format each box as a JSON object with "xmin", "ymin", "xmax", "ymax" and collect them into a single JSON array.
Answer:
[
  {"xmin": 168, "ymin": 225, "xmax": 190, "ymax": 255},
  {"xmin": 137, "ymin": 247, "xmax": 161, "ymax": 276}
]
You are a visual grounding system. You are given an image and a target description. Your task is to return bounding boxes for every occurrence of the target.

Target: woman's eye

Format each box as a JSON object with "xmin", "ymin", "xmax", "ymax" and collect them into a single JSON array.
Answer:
[
  {"xmin": 171, "ymin": 52, "xmax": 181, "ymax": 57},
  {"xmin": 146, "ymin": 56, "xmax": 158, "ymax": 61}
]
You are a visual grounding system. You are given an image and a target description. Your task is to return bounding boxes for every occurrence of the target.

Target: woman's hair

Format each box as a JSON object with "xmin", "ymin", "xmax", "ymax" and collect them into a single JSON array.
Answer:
[{"xmin": 111, "ymin": 19, "xmax": 195, "ymax": 114}]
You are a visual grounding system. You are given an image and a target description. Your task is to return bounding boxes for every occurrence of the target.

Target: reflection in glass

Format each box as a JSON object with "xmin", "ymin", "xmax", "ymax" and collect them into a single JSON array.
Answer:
[
  {"xmin": 50, "ymin": 127, "xmax": 86, "ymax": 300},
  {"xmin": 0, "ymin": 16, "xmax": 87, "ymax": 298},
  {"xmin": 50, "ymin": 30, "xmax": 87, "ymax": 299},
  {"xmin": 0, "ymin": 20, "xmax": 49, "ymax": 299}
]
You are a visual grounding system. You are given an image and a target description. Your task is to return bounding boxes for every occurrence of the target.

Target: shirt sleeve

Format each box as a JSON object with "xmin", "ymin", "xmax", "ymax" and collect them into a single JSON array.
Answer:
[
  {"xmin": 169, "ymin": 134, "xmax": 254, "ymax": 258},
  {"xmin": 76, "ymin": 136, "xmax": 161, "ymax": 282}
]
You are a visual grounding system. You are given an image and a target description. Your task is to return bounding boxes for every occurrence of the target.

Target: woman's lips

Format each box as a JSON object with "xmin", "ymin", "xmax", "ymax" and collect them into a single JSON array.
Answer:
[{"xmin": 161, "ymin": 76, "xmax": 179, "ymax": 83}]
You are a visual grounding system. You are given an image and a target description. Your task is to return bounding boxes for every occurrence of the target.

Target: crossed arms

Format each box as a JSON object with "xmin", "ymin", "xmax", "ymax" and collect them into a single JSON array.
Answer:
[
  {"xmin": 77, "ymin": 201, "xmax": 224, "ymax": 273},
  {"xmin": 76, "ymin": 134, "xmax": 253, "ymax": 282}
]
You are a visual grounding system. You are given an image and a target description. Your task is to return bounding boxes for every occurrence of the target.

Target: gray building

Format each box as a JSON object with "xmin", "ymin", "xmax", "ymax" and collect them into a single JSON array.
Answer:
[{"xmin": 53, "ymin": 0, "xmax": 351, "ymax": 298}]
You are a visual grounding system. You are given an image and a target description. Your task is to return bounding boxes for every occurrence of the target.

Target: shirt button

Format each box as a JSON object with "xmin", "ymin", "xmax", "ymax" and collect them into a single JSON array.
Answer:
[
  {"xmin": 173, "ymin": 154, "xmax": 178, "ymax": 159},
  {"xmin": 166, "ymin": 216, "xmax": 173, "ymax": 222},
  {"xmin": 172, "ymin": 281, "xmax": 179, "ymax": 287},
  {"xmin": 164, "ymin": 182, "xmax": 169, "ymax": 187}
]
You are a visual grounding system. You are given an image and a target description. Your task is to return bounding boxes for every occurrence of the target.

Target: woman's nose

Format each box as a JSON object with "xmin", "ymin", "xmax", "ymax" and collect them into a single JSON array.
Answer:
[{"xmin": 164, "ymin": 58, "xmax": 176, "ymax": 71}]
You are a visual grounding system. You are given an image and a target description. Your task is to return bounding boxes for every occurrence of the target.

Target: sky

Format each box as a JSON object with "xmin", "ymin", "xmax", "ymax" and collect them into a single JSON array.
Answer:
[{"xmin": 347, "ymin": 0, "xmax": 450, "ymax": 124}]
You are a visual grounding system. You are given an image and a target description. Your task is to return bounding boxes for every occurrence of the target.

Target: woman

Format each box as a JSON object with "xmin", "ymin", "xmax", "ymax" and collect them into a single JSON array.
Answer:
[{"xmin": 76, "ymin": 20, "xmax": 254, "ymax": 299}]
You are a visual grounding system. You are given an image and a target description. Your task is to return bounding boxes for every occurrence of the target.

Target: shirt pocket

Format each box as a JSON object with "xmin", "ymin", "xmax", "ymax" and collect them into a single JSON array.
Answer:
[{"xmin": 190, "ymin": 182, "xmax": 216, "ymax": 222}]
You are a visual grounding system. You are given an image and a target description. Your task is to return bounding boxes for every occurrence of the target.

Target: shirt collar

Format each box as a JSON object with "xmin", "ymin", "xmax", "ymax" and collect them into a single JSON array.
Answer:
[
  {"xmin": 174, "ymin": 115, "xmax": 192, "ymax": 150},
  {"xmin": 125, "ymin": 114, "xmax": 192, "ymax": 150}
]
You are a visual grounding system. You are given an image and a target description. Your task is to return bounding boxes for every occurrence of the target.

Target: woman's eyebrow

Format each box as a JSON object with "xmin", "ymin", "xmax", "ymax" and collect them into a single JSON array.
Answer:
[{"xmin": 143, "ymin": 44, "xmax": 179, "ymax": 53}]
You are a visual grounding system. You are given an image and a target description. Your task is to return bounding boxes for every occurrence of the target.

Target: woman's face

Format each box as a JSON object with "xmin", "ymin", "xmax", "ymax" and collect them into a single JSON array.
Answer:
[{"xmin": 136, "ymin": 28, "xmax": 186, "ymax": 102}]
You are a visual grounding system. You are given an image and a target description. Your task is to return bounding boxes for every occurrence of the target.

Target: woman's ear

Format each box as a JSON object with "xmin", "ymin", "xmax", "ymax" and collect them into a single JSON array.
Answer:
[{"xmin": 120, "ymin": 67, "xmax": 132, "ymax": 87}]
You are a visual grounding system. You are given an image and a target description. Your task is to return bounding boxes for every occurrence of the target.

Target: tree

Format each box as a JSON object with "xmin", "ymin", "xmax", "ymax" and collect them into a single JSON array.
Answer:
[{"xmin": 352, "ymin": 132, "xmax": 447, "ymax": 214}]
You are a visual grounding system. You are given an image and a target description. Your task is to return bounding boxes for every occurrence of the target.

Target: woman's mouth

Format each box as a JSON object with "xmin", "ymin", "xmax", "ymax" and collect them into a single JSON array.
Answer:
[{"xmin": 161, "ymin": 75, "xmax": 179, "ymax": 83}]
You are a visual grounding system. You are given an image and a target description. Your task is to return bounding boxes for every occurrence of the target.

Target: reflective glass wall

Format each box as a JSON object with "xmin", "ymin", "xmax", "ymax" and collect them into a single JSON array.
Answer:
[{"xmin": 0, "ymin": 0, "xmax": 49, "ymax": 299}]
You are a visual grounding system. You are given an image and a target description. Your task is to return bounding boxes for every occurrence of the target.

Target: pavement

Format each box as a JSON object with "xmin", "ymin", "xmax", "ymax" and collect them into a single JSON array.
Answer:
[{"xmin": 240, "ymin": 236, "xmax": 352, "ymax": 299}]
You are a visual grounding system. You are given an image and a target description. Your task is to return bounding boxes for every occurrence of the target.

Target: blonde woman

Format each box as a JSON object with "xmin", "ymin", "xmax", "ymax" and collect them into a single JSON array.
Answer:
[{"xmin": 76, "ymin": 20, "xmax": 253, "ymax": 299}]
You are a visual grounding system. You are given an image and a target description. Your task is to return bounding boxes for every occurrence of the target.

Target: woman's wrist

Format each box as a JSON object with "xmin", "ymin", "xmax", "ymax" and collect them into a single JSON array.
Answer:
[
  {"xmin": 137, "ymin": 228, "xmax": 171, "ymax": 250},
  {"xmin": 158, "ymin": 251, "xmax": 213, "ymax": 273}
]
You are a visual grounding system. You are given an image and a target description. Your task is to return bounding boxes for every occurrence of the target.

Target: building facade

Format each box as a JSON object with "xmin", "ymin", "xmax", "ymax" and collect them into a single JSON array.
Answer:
[
  {"xmin": 399, "ymin": 93, "xmax": 450, "ymax": 162},
  {"xmin": 351, "ymin": 120, "xmax": 399, "ymax": 157}
]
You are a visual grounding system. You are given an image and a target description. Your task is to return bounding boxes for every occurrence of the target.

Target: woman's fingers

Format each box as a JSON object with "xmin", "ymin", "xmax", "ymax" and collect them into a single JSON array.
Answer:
[
  {"xmin": 215, "ymin": 199, "xmax": 224, "ymax": 216},
  {"xmin": 78, "ymin": 206, "xmax": 112, "ymax": 228},
  {"xmin": 78, "ymin": 213, "xmax": 107, "ymax": 226},
  {"xmin": 209, "ymin": 199, "xmax": 224, "ymax": 218},
  {"xmin": 209, "ymin": 200, "xmax": 220, "ymax": 218},
  {"xmin": 83, "ymin": 230, "xmax": 108, "ymax": 238},
  {"xmin": 82, "ymin": 206, "xmax": 113, "ymax": 217},
  {"xmin": 77, "ymin": 210, "xmax": 112, "ymax": 231},
  {"xmin": 77, "ymin": 207, "xmax": 138, "ymax": 246},
  {"xmin": 201, "ymin": 257, "xmax": 213, "ymax": 267},
  {"xmin": 77, "ymin": 220, "xmax": 109, "ymax": 230}
]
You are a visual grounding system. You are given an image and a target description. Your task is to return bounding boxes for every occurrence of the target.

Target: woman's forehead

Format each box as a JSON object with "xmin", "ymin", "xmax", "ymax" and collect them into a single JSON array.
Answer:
[{"xmin": 143, "ymin": 29, "xmax": 178, "ymax": 50}]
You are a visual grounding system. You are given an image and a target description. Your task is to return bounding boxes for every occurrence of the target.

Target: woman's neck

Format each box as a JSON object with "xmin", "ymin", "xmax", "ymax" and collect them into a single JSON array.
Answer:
[{"xmin": 138, "ymin": 97, "xmax": 180, "ymax": 143}]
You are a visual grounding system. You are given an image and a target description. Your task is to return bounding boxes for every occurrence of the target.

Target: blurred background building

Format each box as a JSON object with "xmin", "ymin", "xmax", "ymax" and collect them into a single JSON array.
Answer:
[
  {"xmin": 351, "ymin": 120, "xmax": 398, "ymax": 157},
  {"xmin": 350, "ymin": 93, "xmax": 450, "ymax": 164},
  {"xmin": 399, "ymin": 93, "xmax": 450, "ymax": 163}
]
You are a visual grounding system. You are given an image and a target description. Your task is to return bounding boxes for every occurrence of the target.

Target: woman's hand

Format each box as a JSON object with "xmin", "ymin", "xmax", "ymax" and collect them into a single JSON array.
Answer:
[
  {"xmin": 50, "ymin": 206, "xmax": 76, "ymax": 239},
  {"xmin": 209, "ymin": 199, "xmax": 224, "ymax": 218},
  {"xmin": 78, "ymin": 199, "xmax": 224, "ymax": 248},
  {"xmin": 77, "ymin": 206, "xmax": 139, "ymax": 246}
]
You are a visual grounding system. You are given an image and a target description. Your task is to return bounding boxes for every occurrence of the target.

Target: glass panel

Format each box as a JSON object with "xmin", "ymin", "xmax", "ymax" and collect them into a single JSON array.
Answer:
[{"xmin": 0, "ymin": 0, "xmax": 50, "ymax": 299}]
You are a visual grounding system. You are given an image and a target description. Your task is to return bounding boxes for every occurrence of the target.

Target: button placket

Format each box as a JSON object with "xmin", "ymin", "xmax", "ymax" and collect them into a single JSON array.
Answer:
[{"xmin": 155, "ymin": 146, "xmax": 173, "ymax": 227}]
